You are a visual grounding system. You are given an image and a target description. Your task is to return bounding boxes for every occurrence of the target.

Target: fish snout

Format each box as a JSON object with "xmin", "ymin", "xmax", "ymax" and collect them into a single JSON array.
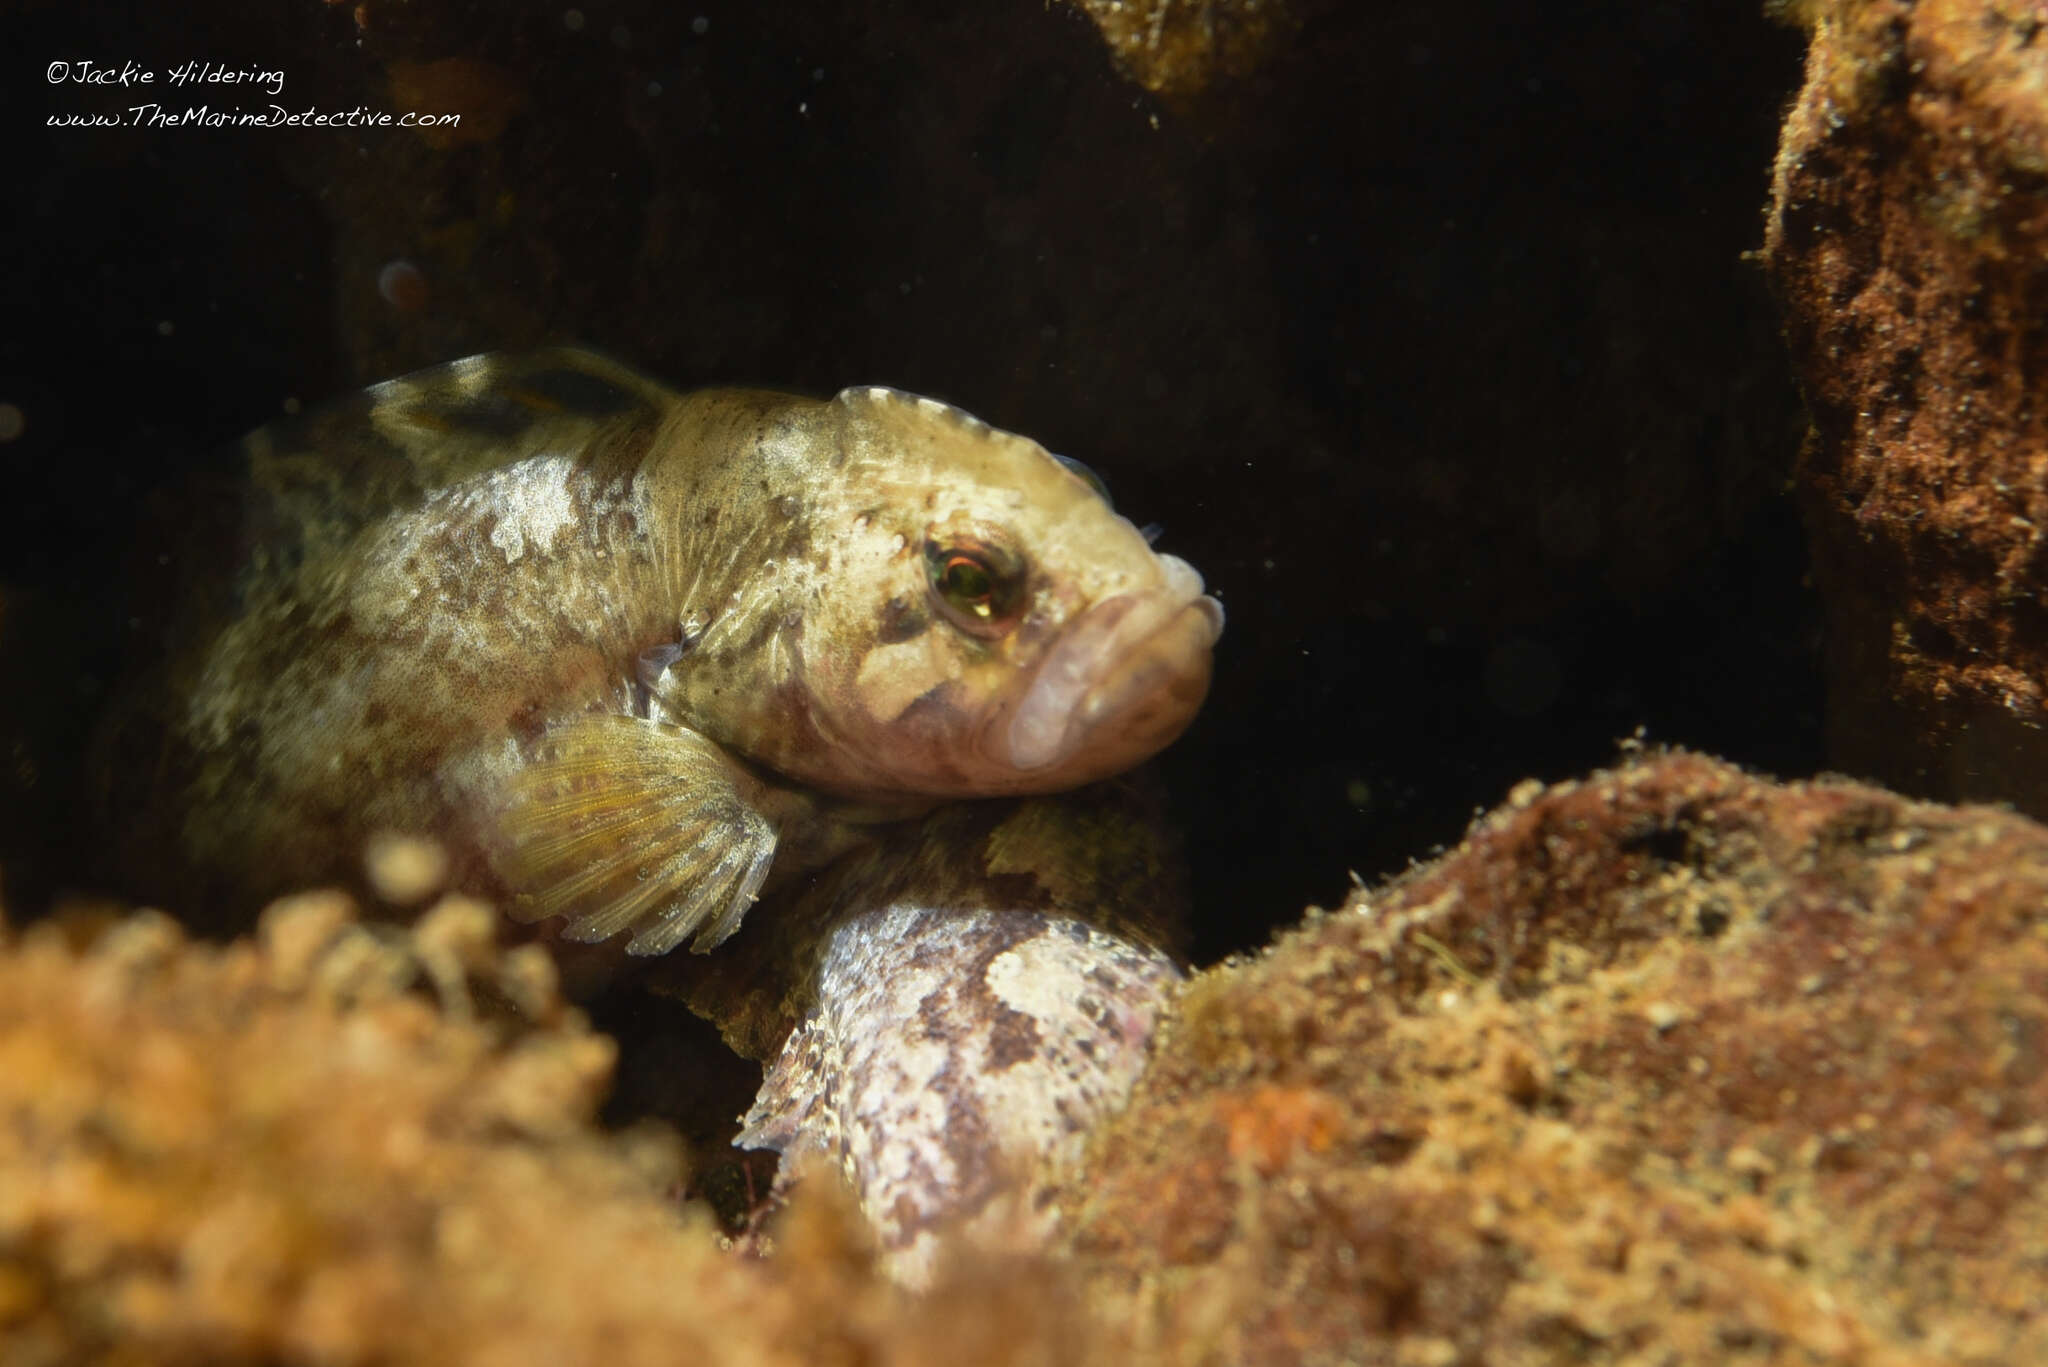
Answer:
[{"xmin": 998, "ymin": 555, "xmax": 1223, "ymax": 781}]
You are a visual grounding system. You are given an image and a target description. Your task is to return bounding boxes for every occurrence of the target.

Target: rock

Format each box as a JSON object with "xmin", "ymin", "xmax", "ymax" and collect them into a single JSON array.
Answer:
[
  {"xmin": 1059, "ymin": 0, "xmax": 1296, "ymax": 101},
  {"xmin": 1058, "ymin": 749, "xmax": 2048, "ymax": 1365},
  {"xmin": 1766, "ymin": 0, "xmax": 2048, "ymax": 816},
  {"xmin": 11, "ymin": 752, "xmax": 2047, "ymax": 1361},
  {"xmin": 0, "ymin": 892, "xmax": 1110, "ymax": 1366}
]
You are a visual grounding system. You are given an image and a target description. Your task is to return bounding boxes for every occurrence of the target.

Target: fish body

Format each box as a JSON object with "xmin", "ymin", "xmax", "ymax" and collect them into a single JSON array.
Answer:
[
  {"xmin": 103, "ymin": 348, "xmax": 1221, "ymax": 956},
  {"xmin": 695, "ymin": 783, "xmax": 1189, "ymax": 1284}
]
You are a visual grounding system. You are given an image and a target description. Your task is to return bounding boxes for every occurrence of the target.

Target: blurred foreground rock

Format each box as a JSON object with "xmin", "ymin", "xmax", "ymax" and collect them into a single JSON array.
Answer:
[
  {"xmin": 0, "ymin": 894, "xmax": 1101, "ymax": 1367},
  {"xmin": 7, "ymin": 750, "xmax": 2046, "ymax": 1363},
  {"xmin": 1767, "ymin": 0, "xmax": 2048, "ymax": 815}
]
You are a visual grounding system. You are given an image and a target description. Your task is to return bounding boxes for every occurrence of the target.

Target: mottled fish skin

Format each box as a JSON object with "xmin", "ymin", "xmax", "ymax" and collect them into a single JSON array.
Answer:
[
  {"xmin": 745, "ymin": 902, "xmax": 1179, "ymax": 1285},
  {"xmin": 647, "ymin": 779, "xmax": 1187, "ymax": 1285},
  {"xmin": 100, "ymin": 348, "xmax": 1221, "ymax": 956}
]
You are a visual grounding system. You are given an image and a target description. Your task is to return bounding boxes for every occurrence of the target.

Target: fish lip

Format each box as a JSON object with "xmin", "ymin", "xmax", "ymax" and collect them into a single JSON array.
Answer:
[{"xmin": 998, "ymin": 556, "xmax": 1223, "ymax": 775}]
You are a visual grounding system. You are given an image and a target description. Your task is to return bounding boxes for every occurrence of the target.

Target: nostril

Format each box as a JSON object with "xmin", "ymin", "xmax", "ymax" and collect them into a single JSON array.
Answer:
[{"xmin": 636, "ymin": 642, "xmax": 686, "ymax": 692}]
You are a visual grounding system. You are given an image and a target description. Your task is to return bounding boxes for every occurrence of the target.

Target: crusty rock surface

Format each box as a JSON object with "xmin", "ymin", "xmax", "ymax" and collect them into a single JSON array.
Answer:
[
  {"xmin": 0, "ymin": 894, "xmax": 1106, "ymax": 1367},
  {"xmin": 1057, "ymin": 750, "xmax": 2048, "ymax": 1366},
  {"xmin": 1767, "ymin": 0, "xmax": 2048, "ymax": 816},
  {"xmin": 8, "ymin": 752, "xmax": 2047, "ymax": 1364}
]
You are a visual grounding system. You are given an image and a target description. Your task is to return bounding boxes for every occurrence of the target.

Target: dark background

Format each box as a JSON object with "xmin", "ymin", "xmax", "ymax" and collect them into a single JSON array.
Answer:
[{"xmin": 3, "ymin": 0, "xmax": 1815, "ymax": 962}]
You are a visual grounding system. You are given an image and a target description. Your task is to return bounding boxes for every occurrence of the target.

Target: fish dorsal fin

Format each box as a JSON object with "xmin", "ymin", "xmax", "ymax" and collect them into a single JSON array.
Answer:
[
  {"xmin": 367, "ymin": 346, "xmax": 671, "ymax": 434},
  {"xmin": 491, "ymin": 713, "xmax": 778, "ymax": 954},
  {"xmin": 360, "ymin": 346, "xmax": 674, "ymax": 483},
  {"xmin": 239, "ymin": 348, "xmax": 676, "ymax": 563}
]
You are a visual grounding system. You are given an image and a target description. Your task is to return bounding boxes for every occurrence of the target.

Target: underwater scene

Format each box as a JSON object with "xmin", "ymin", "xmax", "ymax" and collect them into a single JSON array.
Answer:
[{"xmin": 5, "ymin": 0, "xmax": 2046, "ymax": 1361}]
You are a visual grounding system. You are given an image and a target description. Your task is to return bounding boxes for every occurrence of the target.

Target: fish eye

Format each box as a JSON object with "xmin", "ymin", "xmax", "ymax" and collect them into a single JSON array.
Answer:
[
  {"xmin": 1053, "ymin": 453, "xmax": 1112, "ymax": 506},
  {"xmin": 937, "ymin": 554, "xmax": 994, "ymax": 609},
  {"xmin": 924, "ymin": 535, "xmax": 1024, "ymax": 634}
]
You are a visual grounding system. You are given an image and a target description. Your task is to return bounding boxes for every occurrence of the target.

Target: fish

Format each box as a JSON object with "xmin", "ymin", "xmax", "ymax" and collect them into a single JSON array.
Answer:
[
  {"xmin": 646, "ymin": 777, "xmax": 1189, "ymax": 1283},
  {"xmin": 98, "ymin": 347, "xmax": 1223, "ymax": 957}
]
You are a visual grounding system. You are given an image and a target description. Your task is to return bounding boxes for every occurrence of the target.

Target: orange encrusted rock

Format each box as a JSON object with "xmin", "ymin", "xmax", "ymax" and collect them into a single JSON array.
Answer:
[{"xmin": 0, "ymin": 894, "xmax": 1110, "ymax": 1366}]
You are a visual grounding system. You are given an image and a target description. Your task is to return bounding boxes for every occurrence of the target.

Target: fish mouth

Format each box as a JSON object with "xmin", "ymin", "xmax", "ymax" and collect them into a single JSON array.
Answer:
[{"xmin": 999, "ymin": 555, "xmax": 1224, "ymax": 778}]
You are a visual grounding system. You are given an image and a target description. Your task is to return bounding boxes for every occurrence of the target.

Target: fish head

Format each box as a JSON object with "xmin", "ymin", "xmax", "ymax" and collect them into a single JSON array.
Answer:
[{"xmin": 788, "ymin": 386, "xmax": 1224, "ymax": 797}]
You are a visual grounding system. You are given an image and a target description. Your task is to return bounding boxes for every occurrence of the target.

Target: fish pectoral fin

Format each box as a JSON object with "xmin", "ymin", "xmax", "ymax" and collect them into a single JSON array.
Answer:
[{"xmin": 492, "ymin": 713, "xmax": 780, "ymax": 955}]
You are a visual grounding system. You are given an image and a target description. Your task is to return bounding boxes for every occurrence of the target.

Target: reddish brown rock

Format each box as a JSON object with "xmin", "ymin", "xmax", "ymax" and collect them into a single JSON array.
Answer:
[
  {"xmin": 1765, "ymin": 0, "xmax": 2048, "ymax": 815},
  {"xmin": 1058, "ymin": 751, "xmax": 2048, "ymax": 1365}
]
